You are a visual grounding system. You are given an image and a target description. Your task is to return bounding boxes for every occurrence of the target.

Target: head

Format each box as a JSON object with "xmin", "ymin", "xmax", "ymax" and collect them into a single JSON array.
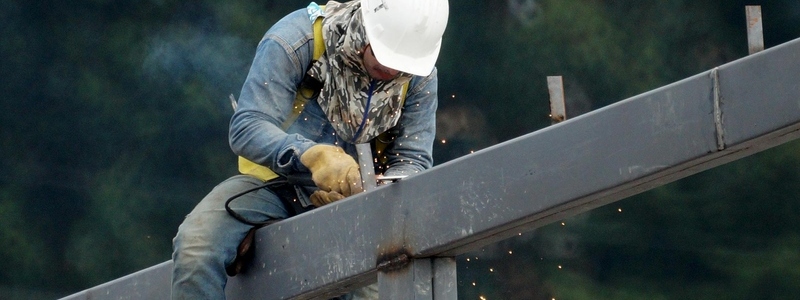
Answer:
[
  {"xmin": 361, "ymin": 44, "xmax": 400, "ymax": 81},
  {"xmin": 360, "ymin": 0, "xmax": 449, "ymax": 77}
]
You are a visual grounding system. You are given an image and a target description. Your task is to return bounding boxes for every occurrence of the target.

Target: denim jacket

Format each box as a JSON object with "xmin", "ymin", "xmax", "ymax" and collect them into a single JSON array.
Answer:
[{"xmin": 230, "ymin": 8, "xmax": 438, "ymax": 179}]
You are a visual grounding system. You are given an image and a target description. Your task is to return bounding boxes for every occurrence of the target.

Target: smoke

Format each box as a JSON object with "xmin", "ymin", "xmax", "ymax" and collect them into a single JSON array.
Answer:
[
  {"xmin": 141, "ymin": 21, "xmax": 253, "ymax": 95},
  {"xmin": 507, "ymin": 0, "xmax": 539, "ymax": 25}
]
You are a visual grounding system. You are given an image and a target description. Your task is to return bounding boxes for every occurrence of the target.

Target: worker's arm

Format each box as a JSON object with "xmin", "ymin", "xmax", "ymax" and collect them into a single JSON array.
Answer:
[
  {"xmin": 229, "ymin": 10, "xmax": 317, "ymax": 175},
  {"xmin": 381, "ymin": 68, "xmax": 439, "ymax": 177}
]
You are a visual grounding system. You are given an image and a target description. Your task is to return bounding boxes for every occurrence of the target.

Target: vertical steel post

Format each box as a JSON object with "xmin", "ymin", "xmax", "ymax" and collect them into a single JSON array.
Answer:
[
  {"xmin": 378, "ymin": 258, "xmax": 432, "ymax": 300},
  {"xmin": 377, "ymin": 257, "xmax": 458, "ymax": 300},
  {"xmin": 356, "ymin": 143, "xmax": 378, "ymax": 191},
  {"xmin": 432, "ymin": 258, "xmax": 458, "ymax": 300},
  {"xmin": 746, "ymin": 6, "xmax": 764, "ymax": 54},
  {"xmin": 378, "ymin": 256, "xmax": 458, "ymax": 300},
  {"xmin": 547, "ymin": 76, "xmax": 567, "ymax": 124}
]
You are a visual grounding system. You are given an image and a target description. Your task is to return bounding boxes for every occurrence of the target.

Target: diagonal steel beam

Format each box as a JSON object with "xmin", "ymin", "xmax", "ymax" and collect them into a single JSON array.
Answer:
[
  {"xmin": 61, "ymin": 37, "xmax": 800, "ymax": 300},
  {"xmin": 227, "ymin": 36, "xmax": 800, "ymax": 299}
]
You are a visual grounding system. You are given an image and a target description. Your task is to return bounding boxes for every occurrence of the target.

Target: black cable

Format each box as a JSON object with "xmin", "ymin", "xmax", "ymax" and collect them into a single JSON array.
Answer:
[{"xmin": 224, "ymin": 180, "xmax": 288, "ymax": 226}]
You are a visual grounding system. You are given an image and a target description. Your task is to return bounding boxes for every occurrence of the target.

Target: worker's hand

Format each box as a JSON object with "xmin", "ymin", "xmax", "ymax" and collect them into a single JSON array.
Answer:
[
  {"xmin": 309, "ymin": 190, "xmax": 346, "ymax": 207},
  {"xmin": 300, "ymin": 144, "xmax": 363, "ymax": 196}
]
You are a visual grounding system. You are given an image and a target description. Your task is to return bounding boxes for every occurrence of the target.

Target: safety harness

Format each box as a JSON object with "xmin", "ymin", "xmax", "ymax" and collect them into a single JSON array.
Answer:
[{"xmin": 237, "ymin": 9, "xmax": 408, "ymax": 183}]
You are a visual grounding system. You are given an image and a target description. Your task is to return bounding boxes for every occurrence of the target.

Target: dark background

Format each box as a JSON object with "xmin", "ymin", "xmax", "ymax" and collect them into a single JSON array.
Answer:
[{"xmin": 2, "ymin": 0, "xmax": 800, "ymax": 299}]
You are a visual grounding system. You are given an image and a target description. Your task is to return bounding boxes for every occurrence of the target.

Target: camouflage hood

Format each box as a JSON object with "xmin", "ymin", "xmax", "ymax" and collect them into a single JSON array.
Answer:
[{"xmin": 307, "ymin": 1, "xmax": 412, "ymax": 144}]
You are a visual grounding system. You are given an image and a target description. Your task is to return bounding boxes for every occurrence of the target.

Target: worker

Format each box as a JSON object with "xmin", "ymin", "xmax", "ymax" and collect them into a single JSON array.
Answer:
[{"xmin": 170, "ymin": 0, "xmax": 449, "ymax": 299}]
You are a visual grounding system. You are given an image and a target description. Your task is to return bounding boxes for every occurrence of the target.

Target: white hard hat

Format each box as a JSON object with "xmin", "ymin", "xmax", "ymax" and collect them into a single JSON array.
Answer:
[{"xmin": 361, "ymin": 0, "xmax": 449, "ymax": 76}]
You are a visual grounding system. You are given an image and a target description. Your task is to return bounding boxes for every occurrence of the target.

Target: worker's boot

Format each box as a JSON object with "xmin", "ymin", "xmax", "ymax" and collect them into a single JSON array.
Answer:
[{"xmin": 226, "ymin": 225, "xmax": 264, "ymax": 276}]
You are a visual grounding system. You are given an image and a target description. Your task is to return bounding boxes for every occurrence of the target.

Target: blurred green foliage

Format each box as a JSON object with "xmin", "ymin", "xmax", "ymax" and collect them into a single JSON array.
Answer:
[{"xmin": 1, "ymin": 0, "xmax": 799, "ymax": 299}]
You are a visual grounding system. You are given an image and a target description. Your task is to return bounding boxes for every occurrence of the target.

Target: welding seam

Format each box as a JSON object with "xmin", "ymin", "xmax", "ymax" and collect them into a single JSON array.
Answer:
[{"xmin": 711, "ymin": 68, "xmax": 725, "ymax": 151}]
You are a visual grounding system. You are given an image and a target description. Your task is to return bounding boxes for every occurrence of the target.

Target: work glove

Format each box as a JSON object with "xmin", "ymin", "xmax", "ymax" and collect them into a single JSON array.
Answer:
[
  {"xmin": 309, "ymin": 190, "xmax": 346, "ymax": 207},
  {"xmin": 300, "ymin": 144, "xmax": 363, "ymax": 197}
]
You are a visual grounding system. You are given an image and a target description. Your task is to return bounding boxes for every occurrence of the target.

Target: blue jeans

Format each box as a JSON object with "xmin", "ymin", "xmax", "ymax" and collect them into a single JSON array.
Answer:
[
  {"xmin": 171, "ymin": 175, "xmax": 376, "ymax": 299},
  {"xmin": 171, "ymin": 175, "xmax": 290, "ymax": 299}
]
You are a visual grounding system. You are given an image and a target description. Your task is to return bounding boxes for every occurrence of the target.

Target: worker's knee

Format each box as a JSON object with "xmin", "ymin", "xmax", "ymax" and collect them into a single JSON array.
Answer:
[
  {"xmin": 171, "ymin": 175, "xmax": 289, "ymax": 267},
  {"xmin": 172, "ymin": 210, "xmax": 243, "ymax": 265}
]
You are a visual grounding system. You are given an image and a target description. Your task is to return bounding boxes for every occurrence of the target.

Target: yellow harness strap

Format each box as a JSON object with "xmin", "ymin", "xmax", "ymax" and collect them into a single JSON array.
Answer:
[{"xmin": 238, "ymin": 8, "xmax": 407, "ymax": 182}]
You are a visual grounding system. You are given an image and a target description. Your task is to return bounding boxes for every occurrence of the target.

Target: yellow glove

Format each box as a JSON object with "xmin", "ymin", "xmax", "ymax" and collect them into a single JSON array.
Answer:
[
  {"xmin": 300, "ymin": 144, "xmax": 363, "ymax": 196},
  {"xmin": 309, "ymin": 190, "xmax": 346, "ymax": 207}
]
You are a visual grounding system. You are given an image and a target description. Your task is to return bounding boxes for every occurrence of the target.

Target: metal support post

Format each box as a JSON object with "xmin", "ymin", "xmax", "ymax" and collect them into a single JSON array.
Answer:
[
  {"xmin": 547, "ymin": 76, "xmax": 566, "ymax": 124},
  {"xmin": 433, "ymin": 258, "xmax": 458, "ymax": 300},
  {"xmin": 377, "ymin": 257, "xmax": 457, "ymax": 300},
  {"xmin": 356, "ymin": 143, "xmax": 378, "ymax": 191},
  {"xmin": 746, "ymin": 6, "xmax": 764, "ymax": 54}
]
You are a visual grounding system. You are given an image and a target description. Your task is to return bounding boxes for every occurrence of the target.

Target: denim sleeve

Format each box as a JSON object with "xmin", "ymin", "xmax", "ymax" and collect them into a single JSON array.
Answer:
[
  {"xmin": 229, "ymin": 30, "xmax": 316, "ymax": 175},
  {"xmin": 382, "ymin": 68, "xmax": 439, "ymax": 177}
]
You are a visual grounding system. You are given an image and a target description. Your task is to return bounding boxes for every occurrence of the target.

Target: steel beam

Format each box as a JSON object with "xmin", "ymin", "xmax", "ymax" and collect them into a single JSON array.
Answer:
[
  {"xmin": 59, "ymin": 262, "xmax": 172, "ymax": 300},
  {"xmin": 61, "ymin": 37, "xmax": 800, "ymax": 300}
]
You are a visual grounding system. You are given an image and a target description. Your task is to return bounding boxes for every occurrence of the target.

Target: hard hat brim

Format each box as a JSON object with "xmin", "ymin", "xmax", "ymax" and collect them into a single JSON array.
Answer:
[{"xmin": 368, "ymin": 39, "xmax": 441, "ymax": 77}]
